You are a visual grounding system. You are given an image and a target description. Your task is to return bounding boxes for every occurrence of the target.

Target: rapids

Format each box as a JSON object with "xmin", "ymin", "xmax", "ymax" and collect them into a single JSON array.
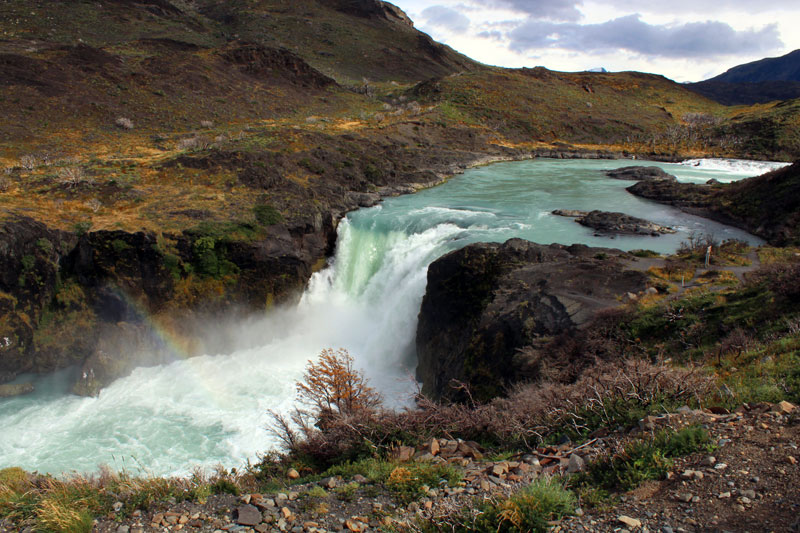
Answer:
[{"xmin": 0, "ymin": 158, "xmax": 779, "ymax": 476}]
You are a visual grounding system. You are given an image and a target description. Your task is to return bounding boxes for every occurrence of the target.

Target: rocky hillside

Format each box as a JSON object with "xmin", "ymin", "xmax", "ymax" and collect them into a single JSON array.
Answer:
[{"xmin": 1, "ymin": 0, "xmax": 800, "ymax": 394}]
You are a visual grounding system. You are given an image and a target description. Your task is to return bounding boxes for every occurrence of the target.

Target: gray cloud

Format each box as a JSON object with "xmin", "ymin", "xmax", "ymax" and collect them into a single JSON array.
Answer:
[
  {"xmin": 494, "ymin": 0, "xmax": 582, "ymax": 21},
  {"xmin": 607, "ymin": 0, "xmax": 794, "ymax": 14},
  {"xmin": 421, "ymin": 5, "xmax": 472, "ymax": 33},
  {"xmin": 507, "ymin": 15, "xmax": 783, "ymax": 58}
]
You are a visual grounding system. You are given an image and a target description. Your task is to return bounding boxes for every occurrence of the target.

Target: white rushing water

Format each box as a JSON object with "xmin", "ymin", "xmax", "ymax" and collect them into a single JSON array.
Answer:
[
  {"xmin": 0, "ymin": 158, "xmax": 771, "ymax": 476},
  {"xmin": 678, "ymin": 158, "xmax": 789, "ymax": 179}
]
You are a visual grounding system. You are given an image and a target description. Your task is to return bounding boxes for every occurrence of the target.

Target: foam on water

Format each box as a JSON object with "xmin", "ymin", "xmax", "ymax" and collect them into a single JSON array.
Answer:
[
  {"xmin": 0, "ymin": 158, "xmax": 769, "ymax": 476},
  {"xmin": 679, "ymin": 158, "xmax": 789, "ymax": 175}
]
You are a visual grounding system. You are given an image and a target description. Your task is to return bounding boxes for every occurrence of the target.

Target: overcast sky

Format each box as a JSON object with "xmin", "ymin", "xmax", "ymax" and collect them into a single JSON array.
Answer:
[{"xmin": 390, "ymin": 0, "xmax": 800, "ymax": 82}]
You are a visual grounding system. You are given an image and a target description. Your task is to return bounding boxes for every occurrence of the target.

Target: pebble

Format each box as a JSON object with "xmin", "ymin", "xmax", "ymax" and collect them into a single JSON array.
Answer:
[
  {"xmin": 235, "ymin": 505, "xmax": 262, "ymax": 527},
  {"xmin": 701, "ymin": 456, "xmax": 716, "ymax": 467},
  {"xmin": 618, "ymin": 516, "xmax": 642, "ymax": 528},
  {"xmin": 568, "ymin": 454, "xmax": 585, "ymax": 473}
]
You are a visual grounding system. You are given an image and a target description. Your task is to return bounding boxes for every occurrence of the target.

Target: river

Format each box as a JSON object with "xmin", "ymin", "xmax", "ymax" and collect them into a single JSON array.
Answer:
[{"xmin": 0, "ymin": 157, "xmax": 785, "ymax": 476}]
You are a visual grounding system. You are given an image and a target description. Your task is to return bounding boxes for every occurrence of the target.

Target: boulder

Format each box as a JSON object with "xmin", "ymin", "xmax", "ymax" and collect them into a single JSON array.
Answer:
[
  {"xmin": 415, "ymin": 239, "xmax": 648, "ymax": 402},
  {"xmin": 0, "ymin": 382, "xmax": 34, "ymax": 398},
  {"xmin": 234, "ymin": 504, "xmax": 262, "ymax": 526},
  {"xmin": 551, "ymin": 209, "xmax": 588, "ymax": 217}
]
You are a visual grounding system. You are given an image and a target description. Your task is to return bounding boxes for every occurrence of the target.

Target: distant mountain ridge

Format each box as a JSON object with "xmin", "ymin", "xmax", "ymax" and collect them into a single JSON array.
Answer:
[
  {"xmin": 707, "ymin": 49, "xmax": 800, "ymax": 83},
  {"xmin": 686, "ymin": 49, "xmax": 800, "ymax": 105}
]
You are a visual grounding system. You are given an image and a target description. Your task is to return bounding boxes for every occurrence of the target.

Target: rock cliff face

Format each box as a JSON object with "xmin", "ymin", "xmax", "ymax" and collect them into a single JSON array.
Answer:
[
  {"xmin": 0, "ymin": 211, "xmax": 336, "ymax": 392},
  {"xmin": 415, "ymin": 239, "xmax": 649, "ymax": 402},
  {"xmin": 0, "ymin": 217, "xmax": 76, "ymax": 381}
]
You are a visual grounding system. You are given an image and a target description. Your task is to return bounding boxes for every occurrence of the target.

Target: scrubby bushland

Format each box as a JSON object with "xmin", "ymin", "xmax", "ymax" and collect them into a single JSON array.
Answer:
[{"xmin": 267, "ymin": 354, "xmax": 713, "ymax": 470}]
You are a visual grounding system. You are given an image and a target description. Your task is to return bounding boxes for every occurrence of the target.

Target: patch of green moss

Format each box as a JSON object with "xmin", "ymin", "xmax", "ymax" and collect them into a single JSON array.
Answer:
[
  {"xmin": 111, "ymin": 239, "xmax": 131, "ymax": 254},
  {"xmin": 191, "ymin": 236, "xmax": 239, "ymax": 280}
]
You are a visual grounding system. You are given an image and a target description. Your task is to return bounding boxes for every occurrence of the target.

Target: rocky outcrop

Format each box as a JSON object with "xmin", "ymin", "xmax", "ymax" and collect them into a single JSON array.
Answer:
[
  {"xmin": 222, "ymin": 45, "xmax": 336, "ymax": 89},
  {"xmin": 627, "ymin": 161, "xmax": 800, "ymax": 245},
  {"xmin": 415, "ymin": 239, "xmax": 649, "ymax": 402},
  {"xmin": 318, "ymin": 0, "xmax": 413, "ymax": 25},
  {"xmin": 605, "ymin": 166, "xmax": 677, "ymax": 182},
  {"xmin": 553, "ymin": 210, "xmax": 675, "ymax": 236}
]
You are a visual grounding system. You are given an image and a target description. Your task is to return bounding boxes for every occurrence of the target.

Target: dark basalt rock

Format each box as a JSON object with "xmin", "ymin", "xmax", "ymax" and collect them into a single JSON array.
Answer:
[
  {"xmin": 552, "ymin": 209, "xmax": 675, "ymax": 235},
  {"xmin": 605, "ymin": 166, "xmax": 676, "ymax": 182},
  {"xmin": 415, "ymin": 239, "xmax": 649, "ymax": 402},
  {"xmin": 575, "ymin": 210, "xmax": 675, "ymax": 236},
  {"xmin": 0, "ymin": 216, "xmax": 75, "ymax": 381}
]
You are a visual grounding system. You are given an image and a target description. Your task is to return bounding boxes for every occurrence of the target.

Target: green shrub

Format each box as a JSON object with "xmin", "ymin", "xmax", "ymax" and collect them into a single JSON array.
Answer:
[
  {"xmin": 325, "ymin": 458, "xmax": 395, "ymax": 483},
  {"xmin": 301, "ymin": 486, "xmax": 329, "ymax": 499},
  {"xmin": 429, "ymin": 478, "xmax": 574, "ymax": 533},
  {"xmin": 112, "ymin": 238, "xmax": 131, "ymax": 254},
  {"xmin": 36, "ymin": 238, "xmax": 54, "ymax": 255},
  {"xmin": 578, "ymin": 427, "xmax": 712, "ymax": 493},
  {"xmin": 253, "ymin": 204, "xmax": 283, "ymax": 226},
  {"xmin": 334, "ymin": 482, "xmax": 359, "ymax": 502},
  {"xmin": 630, "ymin": 249, "xmax": 661, "ymax": 258},
  {"xmin": 656, "ymin": 426, "xmax": 714, "ymax": 457},
  {"xmin": 385, "ymin": 462, "xmax": 462, "ymax": 503},
  {"xmin": 72, "ymin": 221, "xmax": 93, "ymax": 236},
  {"xmin": 209, "ymin": 478, "xmax": 240, "ymax": 496},
  {"xmin": 190, "ymin": 483, "xmax": 212, "ymax": 504}
]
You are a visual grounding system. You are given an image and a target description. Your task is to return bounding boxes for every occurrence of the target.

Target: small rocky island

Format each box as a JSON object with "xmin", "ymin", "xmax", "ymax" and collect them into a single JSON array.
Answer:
[
  {"xmin": 552, "ymin": 209, "xmax": 676, "ymax": 236},
  {"xmin": 605, "ymin": 165, "xmax": 677, "ymax": 182}
]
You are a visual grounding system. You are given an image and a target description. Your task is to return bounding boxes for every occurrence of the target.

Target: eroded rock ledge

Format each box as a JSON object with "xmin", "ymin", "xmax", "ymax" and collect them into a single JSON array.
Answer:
[{"xmin": 415, "ymin": 239, "xmax": 650, "ymax": 402}]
